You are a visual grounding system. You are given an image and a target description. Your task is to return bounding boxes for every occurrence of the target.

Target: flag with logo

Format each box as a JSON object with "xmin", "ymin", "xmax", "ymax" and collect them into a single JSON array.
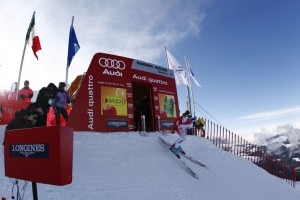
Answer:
[
  {"xmin": 190, "ymin": 68, "xmax": 201, "ymax": 87},
  {"xmin": 165, "ymin": 49, "xmax": 188, "ymax": 86},
  {"xmin": 67, "ymin": 18, "xmax": 80, "ymax": 68},
  {"xmin": 186, "ymin": 59, "xmax": 201, "ymax": 87},
  {"xmin": 25, "ymin": 11, "xmax": 41, "ymax": 60}
]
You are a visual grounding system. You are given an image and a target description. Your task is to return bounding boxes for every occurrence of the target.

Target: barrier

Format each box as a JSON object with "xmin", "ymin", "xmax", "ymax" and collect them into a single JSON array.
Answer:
[
  {"xmin": 196, "ymin": 119, "xmax": 297, "ymax": 187},
  {"xmin": 4, "ymin": 126, "xmax": 74, "ymax": 186},
  {"xmin": 0, "ymin": 99, "xmax": 30, "ymax": 125},
  {"xmin": 47, "ymin": 106, "xmax": 72, "ymax": 126}
]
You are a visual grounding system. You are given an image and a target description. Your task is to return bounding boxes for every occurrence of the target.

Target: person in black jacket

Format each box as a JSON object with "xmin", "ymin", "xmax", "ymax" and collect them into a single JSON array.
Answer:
[
  {"xmin": 35, "ymin": 83, "xmax": 57, "ymax": 126},
  {"xmin": 5, "ymin": 109, "xmax": 40, "ymax": 131},
  {"xmin": 26, "ymin": 102, "xmax": 44, "ymax": 127},
  {"xmin": 3, "ymin": 108, "xmax": 41, "ymax": 145}
]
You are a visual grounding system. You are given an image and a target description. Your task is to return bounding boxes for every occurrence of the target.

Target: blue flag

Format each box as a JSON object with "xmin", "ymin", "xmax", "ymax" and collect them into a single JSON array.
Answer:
[{"xmin": 67, "ymin": 24, "xmax": 80, "ymax": 68}]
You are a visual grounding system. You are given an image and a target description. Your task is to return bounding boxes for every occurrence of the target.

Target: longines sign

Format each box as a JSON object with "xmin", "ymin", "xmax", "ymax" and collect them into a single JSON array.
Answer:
[{"xmin": 9, "ymin": 143, "xmax": 49, "ymax": 158}]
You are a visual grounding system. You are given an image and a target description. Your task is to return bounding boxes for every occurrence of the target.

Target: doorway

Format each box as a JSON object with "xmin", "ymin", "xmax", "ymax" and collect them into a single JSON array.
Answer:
[{"xmin": 132, "ymin": 82, "xmax": 154, "ymax": 132}]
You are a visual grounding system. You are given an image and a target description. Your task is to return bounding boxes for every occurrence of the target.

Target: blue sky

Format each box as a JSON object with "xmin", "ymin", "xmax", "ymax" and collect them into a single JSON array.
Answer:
[
  {"xmin": 1, "ymin": 0, "xmax": 300, "ymax": 140},
  {"xmin": 170, "ymin": 0, "xmax": 300, "ymax": 139}
]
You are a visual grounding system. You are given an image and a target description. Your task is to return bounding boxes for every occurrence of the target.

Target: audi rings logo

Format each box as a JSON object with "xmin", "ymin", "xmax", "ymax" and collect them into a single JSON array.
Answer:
[{"xmin": 99, "ymin": 57, "xmax": 126, "ymax": 70}]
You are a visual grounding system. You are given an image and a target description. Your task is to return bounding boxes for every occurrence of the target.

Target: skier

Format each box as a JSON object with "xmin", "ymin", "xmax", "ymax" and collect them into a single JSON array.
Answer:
[{"xmin": 170, "ymin": 110, "xmax": 194, "ymax": 157}]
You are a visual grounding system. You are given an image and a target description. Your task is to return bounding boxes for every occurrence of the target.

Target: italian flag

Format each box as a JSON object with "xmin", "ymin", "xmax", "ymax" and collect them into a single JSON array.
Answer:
[{"xmin": 26, "ymin": 11, "xmax": 41, "ymax": 60}]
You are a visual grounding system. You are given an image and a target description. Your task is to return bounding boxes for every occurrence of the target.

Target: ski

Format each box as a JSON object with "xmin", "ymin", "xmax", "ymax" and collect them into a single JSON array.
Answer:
[
  {"xmin": 159, "ymin": 137, "xmax": 199, "ymax": 178},
  {"xmin": 158, "ymin": 136, "xmax": 209, "ymax": 169},
  {"xmin": 159, "ymin": 131, "xmax": 169, "ymax": 136},
  {"xmin": 159, "ymin": 130, "xmax": 175, "ymax": 135},
  {"xmin": 179, "ymin": 159, "xmax": 199, "ymax": 178},
  {"xmin": 181, "ymin": 153, "xmax": 209, "ymax": 169}
]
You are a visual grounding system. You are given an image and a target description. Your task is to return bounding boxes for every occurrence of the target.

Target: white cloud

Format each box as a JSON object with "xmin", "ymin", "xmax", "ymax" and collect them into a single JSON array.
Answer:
[
  {"xmin": 0, "ymin": 1, "xmax": 207, "ymax": 90},
  {"xmin": 237, "ymin": 106, "xmax": 300, "ymax": 122}
]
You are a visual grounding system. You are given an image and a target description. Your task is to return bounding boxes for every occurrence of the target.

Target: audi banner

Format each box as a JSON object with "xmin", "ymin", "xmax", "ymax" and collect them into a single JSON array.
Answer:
[{"xmin": 67, "ymin": 52, "xmax": 179, "ymax": 132}]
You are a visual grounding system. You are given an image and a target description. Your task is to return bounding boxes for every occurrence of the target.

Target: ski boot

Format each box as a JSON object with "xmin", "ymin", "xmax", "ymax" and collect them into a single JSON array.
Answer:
[
  {"xmin": 169, "ymin": 147, "xmax": 180, "ymax": 158},
  {"xmin": 177, "ymin": 146, "xmax": 186, "ymax": 155}
]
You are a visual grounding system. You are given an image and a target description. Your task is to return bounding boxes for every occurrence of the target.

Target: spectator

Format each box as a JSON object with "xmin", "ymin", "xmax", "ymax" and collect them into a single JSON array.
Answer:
[
  {"xmin": 18, "ymin": 80, "xmax": 33, "ymax": 102},
  {"xmin": 36, "ymin": 83, "xmax": 57, "ymax": 126},
  {"xmin": 55, "ymin": 82, "xmax": 70, "ymax": 126},
  {"xmin": 195, "ymin": 117, "xmax": 206, "ymax": 137},
  {"xmin": 170, "ymin": 110, "xmax": 194, "ymax": 158},
  {"xmin": 5, "ymin": 109, "xmax": 40, "ymax": 131},
  {"xmin": 27, "ymin": 102, "xmax": 44, "ymax": 127},
  {"xmin": 3, "ymin": 107, "xmax": 41, "ymax": 145}
]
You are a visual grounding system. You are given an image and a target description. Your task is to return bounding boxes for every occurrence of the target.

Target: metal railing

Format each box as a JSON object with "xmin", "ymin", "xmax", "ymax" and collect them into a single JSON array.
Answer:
[{"xmin": 189, "ymin": 119, "xmax": 297, "ymax": 187}]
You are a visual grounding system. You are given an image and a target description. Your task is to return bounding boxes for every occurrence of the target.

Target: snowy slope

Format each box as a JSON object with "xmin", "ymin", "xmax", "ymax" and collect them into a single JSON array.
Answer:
[{"xmin": 1, "ymin": 125, "xmax": 299, "ymax": 200}]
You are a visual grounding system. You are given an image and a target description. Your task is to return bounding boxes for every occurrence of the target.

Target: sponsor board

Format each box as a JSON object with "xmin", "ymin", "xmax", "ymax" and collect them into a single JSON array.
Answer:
[
  {"xmin": 67, "ymin": 53, "xmax": 179, "ymax": 132},
  {"xmin": 9, "ymin": 143, "xmax": 49, "ymax": 158}
]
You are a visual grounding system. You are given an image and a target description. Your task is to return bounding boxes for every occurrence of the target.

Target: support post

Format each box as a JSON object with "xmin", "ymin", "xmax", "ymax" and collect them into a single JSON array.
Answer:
[
  {"xmin": 157, "ymin": 115, "xmax": 160, "ymax": 132},
  {"xmin": 141, "ymin": 115, "xmax": 146, "ymax": 132},
  {"xmin": 32, "ymin": 182, "xmax": 38, "ymax": 200}
]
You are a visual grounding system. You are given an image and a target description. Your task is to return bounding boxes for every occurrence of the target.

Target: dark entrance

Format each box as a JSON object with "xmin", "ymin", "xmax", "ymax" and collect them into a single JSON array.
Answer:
[{"xmin": 132, "ymin": 82, "xmax": 154, "ymax": 132}]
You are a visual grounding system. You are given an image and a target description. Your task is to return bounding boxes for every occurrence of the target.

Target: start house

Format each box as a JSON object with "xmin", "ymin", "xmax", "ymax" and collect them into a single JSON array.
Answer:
[{"xmin": 67, "ymin": 52, "xmax": 180, "ymax": 132}]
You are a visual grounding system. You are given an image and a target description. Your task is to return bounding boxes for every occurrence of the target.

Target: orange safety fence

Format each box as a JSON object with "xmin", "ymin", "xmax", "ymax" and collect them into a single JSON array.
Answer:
[
  {"xmin": 0, "ymin": 99, "xmax": 30, "ymax": 125},
  {"xmin": 47, "ymin": 106, "xmax": 72, "ymax": 126},
  {"xmin": 0, "ymin": 98, "xmax": 72, "ymax": 127}
]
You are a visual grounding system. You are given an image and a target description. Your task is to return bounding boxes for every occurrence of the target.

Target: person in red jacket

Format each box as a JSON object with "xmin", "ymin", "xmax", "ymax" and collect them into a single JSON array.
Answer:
[
  {"xmin": 18, "ymin": 80, "xmax": 33, "ymax": 102},
  {"xmin": 170, "ymin": 110, "xmax": 194, "ymax": 157}
]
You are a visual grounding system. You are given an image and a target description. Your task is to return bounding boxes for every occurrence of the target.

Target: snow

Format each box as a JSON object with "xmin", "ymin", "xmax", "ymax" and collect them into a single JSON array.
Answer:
[{"xmin": 1, "ymin": 125, "xmax": 300, "ymax": 200}]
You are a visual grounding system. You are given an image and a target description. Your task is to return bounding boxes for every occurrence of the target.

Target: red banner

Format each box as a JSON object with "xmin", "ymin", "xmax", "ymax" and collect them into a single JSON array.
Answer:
[{"xmin": 67, "ymin": 52, "xmax": 179, "ymax": 132}]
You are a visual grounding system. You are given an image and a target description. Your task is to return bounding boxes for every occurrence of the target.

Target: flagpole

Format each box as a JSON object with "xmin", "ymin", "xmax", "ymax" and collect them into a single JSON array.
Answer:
[
  {"xmin": 185, "ymin": 55, "xmax": 196, "ymax": 117},
  {"xmin": 65, "ymin": 61, "xmax": 69, "ymax": 85},
  {"xmin": 16, "ymin": 11, "xmax": 37, "ymax": 100},
  {"xmin": 164, "ymin": 46, "xmax": 170, "ymax": 69},
  {"xmin": 16, "ymin": 42, "xmax": 28, "ymax": 100},
  {"xmin": 184, "ymin": 54, "xmax": 192, "ymax": 113},
  {"xmin": 66, "ymin": 16, "xmax": 74, "ymax": 85},
  {"xmin": 190, "ymin": 60, "xmax": 196, "ymax": 117}
]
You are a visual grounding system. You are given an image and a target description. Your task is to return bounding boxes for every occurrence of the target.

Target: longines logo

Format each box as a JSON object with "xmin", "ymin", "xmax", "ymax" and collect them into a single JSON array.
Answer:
[
  {"xmin": 9, "ymin": 143, "xmax": 49, "ymax": 158},
  {"xmin": 161, "ymin": 121, "xmax": 174, "ymax": 129},
  {"xmin": 107, "ymin": 120, "xmax": 128, "ymax": 129},
  {"xmin": 99, "ymin": 57, "xmax": 126, "ymax": 77}
]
